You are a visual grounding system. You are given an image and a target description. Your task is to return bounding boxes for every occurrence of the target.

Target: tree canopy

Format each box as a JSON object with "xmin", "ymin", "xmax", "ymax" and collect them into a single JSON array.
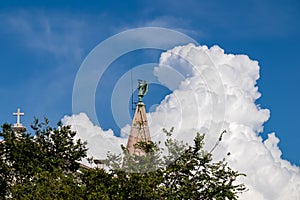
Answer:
[{"xmin": 0, "ymin": 119, "xmax": 246, "ymax": 199}]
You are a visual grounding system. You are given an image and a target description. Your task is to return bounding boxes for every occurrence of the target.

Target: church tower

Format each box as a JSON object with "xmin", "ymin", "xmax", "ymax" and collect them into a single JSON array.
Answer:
[{"xmin": 126, "ymin": 80, "xmax": 151, "ymax": 155}]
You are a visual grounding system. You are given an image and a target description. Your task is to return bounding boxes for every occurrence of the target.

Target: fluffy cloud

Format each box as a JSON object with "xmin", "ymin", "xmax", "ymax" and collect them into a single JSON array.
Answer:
[
  {"xmin": 63, "ymin": 44, "xmax": 300, "ymax": 199},
  {"xmin": 62, "ymin": 113, "xmax": 126, "ymax": 166}
]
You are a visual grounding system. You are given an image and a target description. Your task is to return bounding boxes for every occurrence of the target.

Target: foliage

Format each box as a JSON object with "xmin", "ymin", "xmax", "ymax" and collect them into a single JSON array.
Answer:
[
  {"xmin": 86, "ymin": 128, "xmax": 246, "ymax": 200},
  {"xmin": 0, "ymin": 119, "xmax": 246, "ymax": 199},
  {"xmin": 0, "ymin": 118, "xmax": 87, "ymax": 199},
  {"xmin": 159, "ymin": 130, "xmax": 246, "ymax": 199}
]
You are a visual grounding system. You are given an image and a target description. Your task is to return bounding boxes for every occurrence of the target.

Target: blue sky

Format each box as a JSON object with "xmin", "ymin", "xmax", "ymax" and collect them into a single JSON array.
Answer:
[{"xmin": 0, "ymin": 0, "xmax": 299, "ymax": 166}]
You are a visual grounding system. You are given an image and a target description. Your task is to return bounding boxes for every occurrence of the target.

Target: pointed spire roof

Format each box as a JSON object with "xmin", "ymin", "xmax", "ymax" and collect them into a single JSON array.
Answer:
[{"xmin": 126, "ymin": 81, "xmax": 151, "ymax": 155}]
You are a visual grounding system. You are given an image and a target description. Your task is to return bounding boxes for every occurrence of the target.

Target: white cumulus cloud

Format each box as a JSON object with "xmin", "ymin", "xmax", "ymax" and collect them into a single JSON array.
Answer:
[
  {"xmin": 63, "ymin": 44, "xmax": 300, "ymax": 199},
  {"xmin": 61, "ymin": 113, "xmax": 126, "ymax": 164}
]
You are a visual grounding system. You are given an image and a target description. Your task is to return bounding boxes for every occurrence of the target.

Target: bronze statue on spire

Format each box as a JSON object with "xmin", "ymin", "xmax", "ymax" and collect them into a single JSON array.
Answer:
[
  {"xmin": 138, "ymin": 80, "xmax": 148, "ymax": 103},
  {"xmin": 126, "ymin": 80, "xmax": 151, "ymax": 155}
]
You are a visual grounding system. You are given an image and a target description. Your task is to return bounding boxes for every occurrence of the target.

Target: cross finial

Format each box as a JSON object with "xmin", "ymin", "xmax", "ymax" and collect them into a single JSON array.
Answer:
[{"xmin": 13, "ymin": 108, "xmax": 24, "ymax": 127}]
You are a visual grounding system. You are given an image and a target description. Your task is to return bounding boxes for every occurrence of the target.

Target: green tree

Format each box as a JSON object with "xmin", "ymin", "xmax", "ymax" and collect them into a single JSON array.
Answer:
[
  {"xmin": 0, "ymin": 119, "xmax": 246, "ymax": 199},
  {"xmin": 0, "ymin": 119, "xmax": 87, "ymax": 199},
  {"xmin": 159, "ymin": 130, "xmax": 246, "ymax": 199},
  {"xmin": 80, "ymin": 128, "xmax": 246, "ymax": 200}
]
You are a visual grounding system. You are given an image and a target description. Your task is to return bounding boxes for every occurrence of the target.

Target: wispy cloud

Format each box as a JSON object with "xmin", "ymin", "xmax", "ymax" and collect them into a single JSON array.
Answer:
[
  {"xmin": 0, "ymin": 9, "xmax": 99, "ymax": 122},
  {"xmin": 135, "ymin": 0, "xmax": 300, "ymax": 39},
  {"xmin": 1, "ymin": 10, "xmax": 87, "ymax": 62}
]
